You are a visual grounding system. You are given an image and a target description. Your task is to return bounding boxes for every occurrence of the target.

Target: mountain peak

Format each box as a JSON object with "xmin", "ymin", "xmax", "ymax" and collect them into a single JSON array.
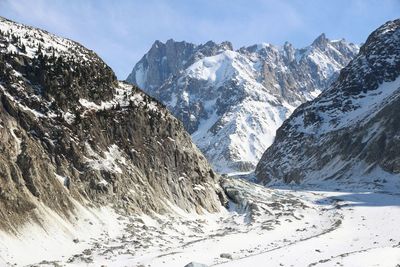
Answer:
[
  {"xmin": 220, "ymin": 41, "xmax": 233, "ymax": 50},
  {"xmin": 360, "ymin": 18, "xmax": 400, "ymax": 55},
  {"xmin": 312, "ymin": 33, "xmax": 329, "ymax": 47},
  {"xmin": 200, "ymin": 40, "xmax": 233, "ymax": 51},
  {"xmin": 256, "ymin": 19, "xmax": 400, "ymax": 185},
  {"xmin": 126, "ymin": 33, "xmax": 358, "ymax": 173},
  {"xmin": 151, "ymin": 39, "xmax": 164, "ymax": 49},
  {"xmin": 0, "ymin": 16, "xmax": 225, "ymax": 236},
  {"xmin": 204, "ymin": 40, "xmax": 217, "ymax": 47}
]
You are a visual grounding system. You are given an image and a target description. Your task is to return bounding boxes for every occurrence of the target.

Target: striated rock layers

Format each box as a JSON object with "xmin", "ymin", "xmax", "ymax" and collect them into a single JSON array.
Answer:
[{"xmin": 0, "ymin": 17, "xmax": 225, "ymax": 232}]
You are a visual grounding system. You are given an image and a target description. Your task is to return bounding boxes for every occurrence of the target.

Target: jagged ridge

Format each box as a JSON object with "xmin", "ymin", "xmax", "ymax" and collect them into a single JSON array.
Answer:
[
  {"xmin": 127, "ymin": 35, "xmax": 358, "ymax": 173},
  {"xmin": 0, "ymin": 17, "xmax": 225, "ymax": 232},
  {"xmin": 256, "ymin": 19, "xmax": 400, "ymax": 186}
]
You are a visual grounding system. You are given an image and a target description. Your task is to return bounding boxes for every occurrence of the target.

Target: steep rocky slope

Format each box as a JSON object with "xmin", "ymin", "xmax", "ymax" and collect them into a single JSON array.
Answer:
[
  {"xmin": 127, "ymin": 36, "xmax": 358, "ymax": 173},
  {"xmin": 256, "ymin": 19, "xmax": 400, "ymax": 186},
  {"xmin": 0, "ymin": 17, "xmax": 225, "ymax": 233}
]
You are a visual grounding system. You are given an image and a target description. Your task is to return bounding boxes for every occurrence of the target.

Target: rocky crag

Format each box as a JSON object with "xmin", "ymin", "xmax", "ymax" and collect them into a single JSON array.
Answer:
[
  {"xmin": 127, "ymin": 36, "xmax": 358, "ymax": 173},
  {"xmin": 256, "ymin": 19, "xmax": 400, "ymax": 186},
  {"xmin": 0, "ymin": 17, "xmax": 226, "ymax": 233}
]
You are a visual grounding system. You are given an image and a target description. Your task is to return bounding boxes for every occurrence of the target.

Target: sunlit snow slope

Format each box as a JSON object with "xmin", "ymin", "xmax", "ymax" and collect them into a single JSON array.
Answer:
[
  {"xmin": 256, "ymin": 19, "xmax": 400, "ymax": 186},
  {"xmin": 127, "ymin": 36, "xmax": 358, "ymax": 173}
]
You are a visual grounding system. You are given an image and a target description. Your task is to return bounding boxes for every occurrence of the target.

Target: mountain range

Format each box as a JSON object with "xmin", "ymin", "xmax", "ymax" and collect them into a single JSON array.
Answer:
[
  {"xmin": 127, "ymin": 36, "xmax": 359, "ymax": 173},
  {"xmin": 1, "ymin": 13, "xmax": 400, "ymax": 267}
]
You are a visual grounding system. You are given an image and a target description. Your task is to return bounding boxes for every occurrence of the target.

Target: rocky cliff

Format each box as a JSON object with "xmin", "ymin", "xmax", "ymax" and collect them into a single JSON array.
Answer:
[
  {"xmin": 127, "ymin": 36, "xmax": 358, "ymax": 173},
  {"xmin": 256, "ymin": 19, "xmax": 400, "ymax": 186},
  {"xmin": 0, "ymin": 17, "xmax": 225, "ymax": 233}
]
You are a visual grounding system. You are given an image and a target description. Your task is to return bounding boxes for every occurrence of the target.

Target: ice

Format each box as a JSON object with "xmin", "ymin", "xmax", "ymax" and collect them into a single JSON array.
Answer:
[{"xmin": 1, "ymin": 175, "xmax": 399, "ymax": 266}]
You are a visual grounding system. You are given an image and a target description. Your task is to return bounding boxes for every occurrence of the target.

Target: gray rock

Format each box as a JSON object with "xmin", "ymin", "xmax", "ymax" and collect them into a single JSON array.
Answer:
[
  {"xmin": 220, "ymin": 253, "xmax": 233, "ymax": 260},
  {"xmin": 184, "ymin": 262, "xmax": 209, "ymax": 267},
  {"xmin": 256, "ymin": 19, "xmax": 400, "ymax": 185},
  {"xmin": 126, "ymin": 36, "xmax": 358, "ymax": 173},
  {"xmin": 0, "ymin": 16, "xmax": 226, "ymax": 232}
]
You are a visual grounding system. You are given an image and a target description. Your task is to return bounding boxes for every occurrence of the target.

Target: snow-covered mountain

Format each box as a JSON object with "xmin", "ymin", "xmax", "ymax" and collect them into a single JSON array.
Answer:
[
  {"xmin": 1, "ymin": 16, "xmax": 399, "ymax": 267},
  {"xmin": 127, "ymin": 36, "xmax": 359, "ymax": 173},
  {"xmin": 256, "ymin": 19, "xmax": 400, "ymax": 186},
  {"xmin": 0, "ymin": 16, "xmax": 226, "ymax": 234}
]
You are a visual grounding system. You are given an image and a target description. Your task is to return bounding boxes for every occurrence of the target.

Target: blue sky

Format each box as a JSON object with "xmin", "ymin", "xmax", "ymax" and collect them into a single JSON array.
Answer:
[{"xmin": 0, "ymin": 0, "xmax": 399, "ymax": 79}]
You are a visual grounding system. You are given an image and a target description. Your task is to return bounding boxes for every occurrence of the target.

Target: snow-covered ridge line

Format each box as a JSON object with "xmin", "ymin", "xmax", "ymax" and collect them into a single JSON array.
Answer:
[
  {"xmin": 0, "ymin": 16, "xmax": 225, "ymax": 245},
  {"xmin": 256, "ymin": 18, "xmax": 400, "ymax": 185},
  {"xmin": 127, "ymin": 34, "xmax": 359, "ymax": 173},
  {"xmin": 0, "ymin": 16, "xmax": 104, "ymax": 64},
  {"xmin": 292, "ymin": 76, "xmax": 400, "ymax": 135}
]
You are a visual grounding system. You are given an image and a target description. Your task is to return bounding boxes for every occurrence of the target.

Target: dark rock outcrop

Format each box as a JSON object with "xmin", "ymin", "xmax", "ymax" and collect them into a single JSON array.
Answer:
[{"xmin": 0, "ymin": 17, "xmax": 225, "ymax": 232}]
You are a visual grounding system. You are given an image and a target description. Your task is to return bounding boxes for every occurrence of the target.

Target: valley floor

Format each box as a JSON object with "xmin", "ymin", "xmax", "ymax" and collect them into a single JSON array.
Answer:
[
  {"xmin": 218, "ymin": 188, "xmax": 400, "ymax": 267},
  {"xmin": 1, "ymin": 178, "xmax": 400, "ymax": 267}
]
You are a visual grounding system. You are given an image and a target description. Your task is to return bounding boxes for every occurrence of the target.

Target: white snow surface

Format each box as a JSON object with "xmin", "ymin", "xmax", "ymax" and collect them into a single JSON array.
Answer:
[
  {"xmin": 186, "ymin": 50, "xmax": 253, "ymax": 87},
  {"xmin": 1, "ymin": 177, "xmax": 399, "ymax": 267},
  {"xmin": 0, "ymin": 16, "xmax": 97, "ymax": 62},
  {"xmin": 186, "ymin": 49, "xmax": 302, "ymax": 173},
  {"xmin": 135, "ymin": 38, "xmax": 358, "ymax": 174},
  {"xmin": 84, "ymin": 143, "xmax": 128, "ymax": 174},
  {"xmin": 218, "ymin": 188, "xmax": 400, "ymax": 267},
  {"xmin": 79, "ymin": 82, "xmax": 155, "ymax": 112},
  {"xmin": 192, "ymin": 97, "xmax": 296, "ymax": 173},
  {"xmin": 292, "ymin": 76, "xmax": 400, "ymax": 135},
  {"xmin": 0, "ymin": 200, "xmax": 123, "ymax": 266}
]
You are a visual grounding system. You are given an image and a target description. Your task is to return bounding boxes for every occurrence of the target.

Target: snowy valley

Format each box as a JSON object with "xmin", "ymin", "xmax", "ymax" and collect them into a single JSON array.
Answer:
[
  {"xmin": 1, "ymin": 177, "xmax": 400, "ymax": 266},
  {"xmin": 0, "ymin": 9, "xmax": 399, "ymax": 267}
]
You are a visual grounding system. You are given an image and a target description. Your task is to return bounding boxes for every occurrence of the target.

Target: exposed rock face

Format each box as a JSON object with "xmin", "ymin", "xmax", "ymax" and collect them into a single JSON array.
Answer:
[
  {"xmin": 0, "ymin": 17, "xmax": 225, "ymax": 232},
  {"xmin": 256, "ymin": 19, "xmax": 400, "ymax": 185},
  {"xmin": 127, "ymin": 36, "xmax": 358, "ymax": 173},
  {"xmin": 127, "ymin": 39, "xmax": 233, "ymax": 91}
]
